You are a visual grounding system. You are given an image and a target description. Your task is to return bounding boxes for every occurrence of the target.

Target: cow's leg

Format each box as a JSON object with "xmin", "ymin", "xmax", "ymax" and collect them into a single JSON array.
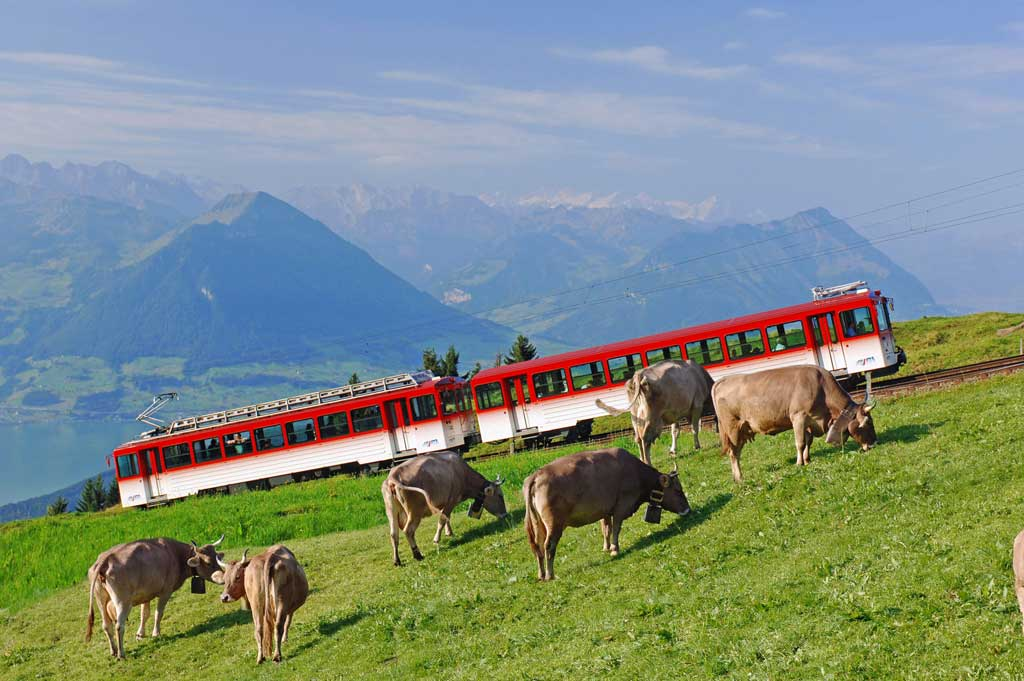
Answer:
[
  {"xmin": 600, "ymin": 517, "xmax": 612, "ymax": 552},
  {"xmin": 803, "ymin": 433, "xmax": 814, "ymax": 466},
  {"xmin": 433, "ymin": 505, "xmax": 454, "ymax": 544},
  {"xmin": 609, "ymin": 516, "xmax": 624, "ymax": 557},
  {"xmin": 641, "ymin": 433, "xmax": 656, "ymax": 466},
  {"xmin": 152, "ymin": 593, "xmax": 170, "ymax": 637},
  {"xmin": 252, "ymin": 606, "xmax": 265, "ymax": 664},
  {"xmin": 669, "ymin": 423, "xmax": 678, "ymax": 456},
  {"xmin": 282, "ymin": 612, "xmax": 293, "ymax": 643},
  {"xmin": 273, "ymin": 600, "xmax": 286, "ymax": 662},
  {"xmin": 135, "ymin": 600, "xmax": 150, "ymax": 640},
  {"xmin": 99, "ymin": 593, "xmax": 117, "ymax": 657},
  {"xmin": 727, "ymin": 443, "xmax": 743, "ymax": 484},
  {"xmin": 525, "ymin": 505, "xmax": 547, "ymax": 580},
  {"xmin": 690, "ymin": 405, "xmax": 703, "ymax": 450},
  {"xmin": 444, "ymin": 515, "xmax": 453, "ymax": 537},
  {"xmin": 543, "ymin": 522, "xmax": 565, "ymax": 581},
  {"xmin": 792, "ymin": 414, "xmax": 810, "ymax": 466},
  {"xmin": 114, "ymin": 601, "xmax": 130, "ymax": 659},
  {"xmin": 404, "ymin": 514, "xmax": 425, "ymax": 561}
]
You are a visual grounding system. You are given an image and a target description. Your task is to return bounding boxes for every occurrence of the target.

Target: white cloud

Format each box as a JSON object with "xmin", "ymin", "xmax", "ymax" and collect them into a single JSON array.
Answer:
[
  {"xmin": 744, "ymin": 7, "xmax": 786, "ymax": 20},
  {"xmin": 0, "ymin": 50, "xmax": 203, "ymax": 88},
  {"xmin": 723, "ymin": 41, "xmax": 746, "ymax": 51},
  {"xmin": 549, "ymin": 45, "xmax": 749, "ymax": 80}
]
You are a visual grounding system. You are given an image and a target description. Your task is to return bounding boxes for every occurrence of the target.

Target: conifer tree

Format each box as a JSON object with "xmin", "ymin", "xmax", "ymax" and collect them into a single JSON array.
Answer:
[
  {"xmin": 106, "ymin": 478, "xmax": 121, "ymax": 508},
  {"xmin": 422, "ymin": 347, "xmax": 443, "ymax": 375},
  {"xmin": 76, "ymin": 475, "xmax": 107, "ymax": 513},
  {"xmin": 440, "ymin": 345, "xmax": 460, "ymax": 377},
  {"xmin": 504, "ymin": 334, "xmax": 538, "ymax": 365},
  {"xmin": 348, "ymin": 372, "xmax": 360, "ymax": 385},
  {"xmin": 47, "ymin": 496, "xmax": 69, "ymax": 516}
]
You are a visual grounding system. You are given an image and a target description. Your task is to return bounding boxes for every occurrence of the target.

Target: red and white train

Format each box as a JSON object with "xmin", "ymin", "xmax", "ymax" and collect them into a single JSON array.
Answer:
[
  {"xmin": 111, "ymin": 372, "xmax": 475, "ymax": 508},
  {"xmin": 469, "ymin": 282, "xmax": 904, "ymax": 444},
  {"xmin": 112, "ymin": 281, "xmax": 904, "ymax": 507}
]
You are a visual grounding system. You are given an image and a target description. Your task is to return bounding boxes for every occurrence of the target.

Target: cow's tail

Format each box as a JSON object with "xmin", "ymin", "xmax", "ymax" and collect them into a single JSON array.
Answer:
[
  {"xmin": 523, "ymin": 476, "xmax": 542, "ymax": 553},
  {"xmin": 262, "ymin": 556, "xmax": 278, "ymax": 655},
  {"xmin": 595, "ymin": 386, "xmax": 642, "ymax": 416},
  {"xmin": 393, "ymin": 482, "xmax": 444, "ymax": 516},
  {"xmin": 85, "ymin": 568, "xmax": 101, "ymax": 642}
]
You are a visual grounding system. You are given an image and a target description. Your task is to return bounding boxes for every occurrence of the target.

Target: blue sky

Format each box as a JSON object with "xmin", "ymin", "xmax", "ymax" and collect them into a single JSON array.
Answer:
[{"xmin": 2, "ymin": 1, "xmax": 1024, "ymax": 220}]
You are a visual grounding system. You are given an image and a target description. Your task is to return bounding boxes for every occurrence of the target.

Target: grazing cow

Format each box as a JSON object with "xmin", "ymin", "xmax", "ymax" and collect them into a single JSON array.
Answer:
[
  {"xmin": 382, "ymin": 451, "xmax": 508, "ymax": 566},
  {"xmin": 1014, "ymin": 529, "xmax": 1024, "ymax": 635},
  {"xmin": 85, "ymin": 535, "xmax": 225, "ymax": 659},
  {"xmin": 712, "ymin": 365, "xmax": 877, "ymax": 484},
  {"xmin": 596, "ymin": 360, "xmax": 714, "ymax": 465},
  {"xmin": 214, "ymin": 545, "xmax": 308, "ymax": 664},
  {"xmin": 523, "ymin": 447, "xmax": 690, "ymax": 580}
]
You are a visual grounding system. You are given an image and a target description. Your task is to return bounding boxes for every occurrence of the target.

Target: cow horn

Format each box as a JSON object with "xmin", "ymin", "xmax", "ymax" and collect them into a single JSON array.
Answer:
[
  {"xmin": 863, "ymin": 399, "xmax": 876, "ymax": 413},
  {"xmin": 241, "ymin": 548, "xmax": 248, "ymax": 563},
  {"xmin": 494, "ymin": 474, "xmax": 504, "ymax": 486},
  {"xmin": 670, "ymin": 461, "xmax": 679, "ymax": 477},
  {"xmin": 216, "ymin": 556, "xmax": 228, "ymax": 570},
  {"xmin": 210, "ymin": 533, "xmax": 224, "ymax": 547},
  {"xmin": 191, "ymin": 540, "xmax": 198, "ymax": 548}
]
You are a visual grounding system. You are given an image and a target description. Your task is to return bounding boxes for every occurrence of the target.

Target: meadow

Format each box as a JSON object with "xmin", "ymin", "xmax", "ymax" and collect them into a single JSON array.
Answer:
[{"xmin": 2, "ymin": 371, "xmax": 1024, "ymax": 679}]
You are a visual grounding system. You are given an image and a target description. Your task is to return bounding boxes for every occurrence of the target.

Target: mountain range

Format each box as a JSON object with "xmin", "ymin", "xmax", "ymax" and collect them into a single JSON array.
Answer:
[{"xmin": 0, "ymin": 153, "xmax": 942, "ymax": 423}]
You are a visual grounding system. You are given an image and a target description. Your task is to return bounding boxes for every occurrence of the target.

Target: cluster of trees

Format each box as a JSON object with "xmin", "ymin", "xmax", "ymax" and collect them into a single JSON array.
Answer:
[
  {"xmin": 46, "ymin": 475, "xmax": 120, "ymax": 516},
  {"xmin": 421, "ymin": 334, "xmax": 539, "ymax": 379}
]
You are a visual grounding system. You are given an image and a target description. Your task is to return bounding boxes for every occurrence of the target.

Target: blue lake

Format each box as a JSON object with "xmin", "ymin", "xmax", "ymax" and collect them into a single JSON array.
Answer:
[{"xmin": 0, "ymin": 420, "xmax": 144, "ymax": 506}]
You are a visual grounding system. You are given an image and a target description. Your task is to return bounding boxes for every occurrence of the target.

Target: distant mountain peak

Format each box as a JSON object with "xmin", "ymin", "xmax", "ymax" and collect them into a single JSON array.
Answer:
[
  {"xmin": 480, "ymin": 189, "xmax": 719, "ymax": 221},
  {"xmin": 194, "ymin": 191, "xmax": 302, "ymax": 227}
]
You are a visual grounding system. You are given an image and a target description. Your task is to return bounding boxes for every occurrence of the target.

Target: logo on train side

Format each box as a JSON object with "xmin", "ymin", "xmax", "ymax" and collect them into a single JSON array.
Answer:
[
  {"xmin": 855, "ymin": 356, "xmax": 877, "ymax": 367},
  {"xmin": 422, "ymin": 438, "xmax": 439, "ymax": 448}
]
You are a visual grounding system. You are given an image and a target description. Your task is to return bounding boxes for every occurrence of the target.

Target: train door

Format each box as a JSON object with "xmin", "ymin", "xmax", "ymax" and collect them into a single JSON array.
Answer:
[
  {"xmin": 384, "ymin": 399, "xmax": 412, "ymax": 453},
  {"xmin": 504, "ymin": 375, "xmax": 532, "ymax": 432},
  {"xmin": 809, "ymin": 313, "xmax": 847, "ymax": 372},
  {"xmin": 140, "ymin": 447, "xmax": 163, "ymax": 499}
]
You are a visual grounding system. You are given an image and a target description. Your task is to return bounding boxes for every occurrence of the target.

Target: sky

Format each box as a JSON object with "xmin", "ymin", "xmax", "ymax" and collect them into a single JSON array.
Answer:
[{"xmin": 1, "ymin": 1, "xmax": 1024, "ymax": 221}]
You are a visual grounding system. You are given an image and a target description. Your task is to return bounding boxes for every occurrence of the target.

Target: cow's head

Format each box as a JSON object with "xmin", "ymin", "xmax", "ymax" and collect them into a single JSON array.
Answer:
[
  {"xmin": 826, "ymin": 401, "xmax": 877, "ymax": 451},
  {"xmin": 186, "ymin": 534, "xmax": 225, "ymax": 582},
  {"xmin": 482, "ymin": 475, "xmax": 509, "ymax": 521},
  {"xmin": 656, "ymin": 464, "xmax": 691, "ymax": 516},
  {"xmin": 212, "ymin": 549, "xmax": 249, "ymax": 603}
]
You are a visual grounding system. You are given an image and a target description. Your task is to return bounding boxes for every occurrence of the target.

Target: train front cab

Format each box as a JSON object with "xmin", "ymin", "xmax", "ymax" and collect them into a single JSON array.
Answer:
[
  {"xmin": 111, "ymin": 447, "xmax": 155, "ymax": 508},
  {"xmin": 806, "ymin": 293, "xmax": 904, "ymax": 381},
  {"xmin": 380, "ymin": 379, "xmax": 475, "ymax": 456}
]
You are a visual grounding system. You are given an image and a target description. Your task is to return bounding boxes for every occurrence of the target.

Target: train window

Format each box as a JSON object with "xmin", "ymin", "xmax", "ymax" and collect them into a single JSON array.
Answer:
[
  {"xmin": 876, "ymin": 302, "xmax": 891, "ymax": 332},
  {"xmin": 685, "ymin": 338, "xmax": 724, "ymax": 366},
  {"xmin": 193, "ymin": 437, "xmax": 222, "ymax": 463},
  {"xmin": 352, "ymin": 405, "xmax": 383, "ymax": 432},
  {"xmin": 475, "ymin": 382, "xmax": 504, "ymax": 409},
  {"xmin": 410, "ymin": 395, "xmax": 439, "ymax": 421},
  {"xmin": 839, "ymin": 307, "xmax": 875, "ymax": 338},
  {"xmin": 726, "ymin": 329, "xmax": 766, "ymax": 360},
  {"xmin": 163, "ymin": 442, "xmax": 192, "ymax": 469},
  {"xmin": 766, "ymin": 321, "xmax": 807, "ymax": 352},
  {"xmin": 570, "ymin": 361, "xmax": 607, "ymax": 391},
  {"xmin": 441, "ymin": 391, "xmax": 458, "ymax": 415},
  {"xmin": 254, "ymin": 424, "xmax": 285, "ymax": 451},
  {"xmin": 645, "ymin": 345, "xmax": 682, "ymax": 365},
  {"xmin": 533, "ymin": 369, "xmax": 568, "ymax": 398},
  {"xmin": 286, "ymin": 418, "xmax": 316, "ymax": 445},
  {"xmin": 607, "ymin": 353, "xmax": 643, "ymax": 383},
  {"xmin": 223, "ymin": 431, "xmax": 253, "ymax": 457},
  {"xmin": 317, "ymin": 412, "xmax": 349, "ymax": 439},
  {"xmin": 116, "ymin": 453, "xmax": 139, "ymax": 478},
  {"xmin": 460, "ymin": 386, "xmax": 473, "ymax": 412}
]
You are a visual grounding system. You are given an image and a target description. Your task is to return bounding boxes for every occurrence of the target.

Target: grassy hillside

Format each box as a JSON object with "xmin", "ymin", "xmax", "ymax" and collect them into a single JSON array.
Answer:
[
  {"xmin": 3, "ymin": 373, "xmax": 1024, "ymax": 678},
  {"xmin": 894, "ymin": 311, "xmax": 1024, "ymax": 375}
]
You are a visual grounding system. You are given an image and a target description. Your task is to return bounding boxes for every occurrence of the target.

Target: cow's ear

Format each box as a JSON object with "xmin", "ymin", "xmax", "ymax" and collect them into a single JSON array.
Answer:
[
  {"xmin": 186, "ymin": 556, "xmax": 200, "ymax": 568},
  {"xmin": 484, "ymin": 485, "xmax": 495, "ymax": 497},
  {"xmin": 659, "ymin": 474, "xmax": 670, "ymax": 488},
  {"xmin": 216, "ymin": 552, "xmax": 225, "ymax": 560}
]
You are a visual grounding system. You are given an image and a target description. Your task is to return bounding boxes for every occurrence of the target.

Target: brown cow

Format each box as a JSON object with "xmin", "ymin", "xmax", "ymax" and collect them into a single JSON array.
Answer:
[
  {"xmin": 214, "ymin": 545, "xmax": 308, "ymax": 664},
  {"xmin": 382, "ymin": 450, "xmax": 508, "ymax": 566},
  {"xmin": 711, "ymin": 365, "xmax": 877, "ymax": 484},
  {"xmin": 596, "ymin": 360, "xmax": 714, "ymax": 465},
  {"xmin": 85, "ymin": 535, "xmax": 225, "ymax": 659},
  {"xmin": 1014, "ymin": 529, "xmax": 1024, "ymax": 635},
  {"xmin": 523, "ymin": 447, "xmax": 690, "ymax": 580}
]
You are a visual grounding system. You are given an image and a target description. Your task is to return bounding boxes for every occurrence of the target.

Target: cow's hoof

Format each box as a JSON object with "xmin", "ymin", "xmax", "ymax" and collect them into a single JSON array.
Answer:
[
  {"xmin": 610, "ymin": 549, "xmax": 619, "ymax": 557},
  {"xmin": 257, "ymin": 656, "xmax": 265, "ymax": 665},
  {"xmin": 393, "ymin": 559, "xmax": 402, "ymax": 567},
  {"xmin": 135, "ymin": 633, "xmax": 144, "ymax": 641},
  {"xmin": 413, "ymin": 551, "xmax": 424, "ymax": 561},
  {"xmin": 274, "ymin": 655, "xmax": 282, "ymax": 663}
]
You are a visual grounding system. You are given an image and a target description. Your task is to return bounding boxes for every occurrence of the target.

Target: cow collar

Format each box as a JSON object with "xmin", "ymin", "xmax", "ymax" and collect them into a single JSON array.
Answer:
[{"xmin": 468, "ymin": 492, "xmax": 485, "ymax": 519}]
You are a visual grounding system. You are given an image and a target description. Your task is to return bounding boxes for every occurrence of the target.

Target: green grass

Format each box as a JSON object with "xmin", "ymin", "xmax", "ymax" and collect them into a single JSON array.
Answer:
[
  {"xmin": 894, "ymin": 311, "xmax": 1024, "ymax": 375},
  {"xmin": 3, "ymin": 373, "xmax": 1024, "ymax": 679}
]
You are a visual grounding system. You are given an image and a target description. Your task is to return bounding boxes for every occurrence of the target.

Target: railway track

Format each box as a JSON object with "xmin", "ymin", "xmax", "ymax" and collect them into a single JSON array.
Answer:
[{"xmin": 469, "ymin": 354, "xmax": 1024, "ymax": 462}]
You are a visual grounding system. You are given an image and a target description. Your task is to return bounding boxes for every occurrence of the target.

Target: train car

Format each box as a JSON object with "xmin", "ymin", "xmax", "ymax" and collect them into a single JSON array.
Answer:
[
  {"xmin": 470, "ymin": 282, "xmax": 905, "ymax": 444},
  {"xmin": 111, "ymin": 372, "xmax": 475, "ymax": 508}
]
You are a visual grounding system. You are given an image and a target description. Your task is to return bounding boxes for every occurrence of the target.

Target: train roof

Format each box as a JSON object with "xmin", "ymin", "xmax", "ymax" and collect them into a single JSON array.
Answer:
[
  {"xmin": 473, "ymin": 288, "xmax": 884, "ymax": 382},
  {"xmin": 117, "ymin": 371, "xmax": 465, "ymax": 449}
]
